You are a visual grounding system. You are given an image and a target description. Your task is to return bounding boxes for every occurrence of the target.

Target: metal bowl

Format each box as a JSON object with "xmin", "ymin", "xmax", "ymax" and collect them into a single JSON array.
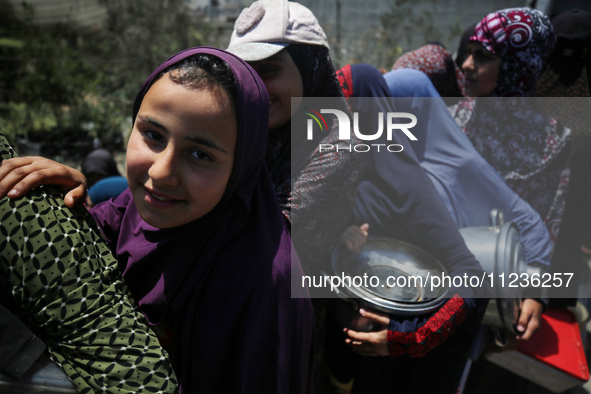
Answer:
[{"xmin": 329, "ymin": 237, "xmax": 450, "ymax": 331}]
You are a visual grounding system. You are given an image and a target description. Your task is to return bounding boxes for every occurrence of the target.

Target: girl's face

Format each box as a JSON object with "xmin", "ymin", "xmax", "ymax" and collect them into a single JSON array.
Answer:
[
  {"xmin": 127, "ymin": 72, "xmax": 237, "ymax": 229},
  {"xmin": 249, "ymin": 49, "xmax": 303, "ymax": 130},
  {"xmin": 462, "ymin": 42, "xmax": 501, "ymax": 97}
]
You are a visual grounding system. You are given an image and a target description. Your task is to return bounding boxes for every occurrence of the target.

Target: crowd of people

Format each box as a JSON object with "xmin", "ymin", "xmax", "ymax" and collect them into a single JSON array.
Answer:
[{"xmin": 0, "ymin": 0, "xmax": 590, "ymax": 393}]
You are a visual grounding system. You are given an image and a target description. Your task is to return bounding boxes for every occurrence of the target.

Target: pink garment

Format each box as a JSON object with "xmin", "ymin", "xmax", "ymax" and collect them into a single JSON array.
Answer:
[
  {"xmin": 392, "ymin": 44, "xmax": 465, "ymax": 97},
  {"xmin": 470, "ymin": 7, "xmax": 556, "ymax": 97}
]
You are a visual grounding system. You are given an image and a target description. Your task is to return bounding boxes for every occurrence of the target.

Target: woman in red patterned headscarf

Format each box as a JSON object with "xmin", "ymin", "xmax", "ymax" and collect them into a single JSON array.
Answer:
[
  {"xmin": 452, "ymin": 8, "xmax": 570, "ymax": 244},
  {"xmin": 465, "ymin": 7, "xmax": 556, "ymax": 98},
  {"xmin": 452, "ymin": 7, "xmax": 582, "ymax": 305}
]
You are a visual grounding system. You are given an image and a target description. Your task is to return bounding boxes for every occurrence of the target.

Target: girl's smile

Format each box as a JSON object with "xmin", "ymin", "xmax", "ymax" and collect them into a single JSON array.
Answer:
[
  {"xmin": 126, "ymin": 72, "xmax": 237, "ymax": 229},
  {"xmin": 249, "ymin": 49, "xmax": 303, "ymax": 130},
  {"xmin": 143, "ymin": 186, "xmax": 183, "ymax": 208}
]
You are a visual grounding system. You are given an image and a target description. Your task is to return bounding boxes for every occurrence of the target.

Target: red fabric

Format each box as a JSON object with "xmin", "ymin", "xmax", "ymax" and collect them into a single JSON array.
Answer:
[
  {"xmin": 515, "ymin": 306, "xmax": 590, "ymax": 381},
  {"xmin": 387, "ymin": 294, "xmax": 468, "ymax": 358},
  {"xmin": 336, "ymin": 64, "xmax": 354, "ymax": 99},
  {"xmin": 470, "ymin": 8, "xmax": 555, "ymax": 97},
  {"xmin": 392, "ymin": 44, "xmax": 465, "ymax": 97}
]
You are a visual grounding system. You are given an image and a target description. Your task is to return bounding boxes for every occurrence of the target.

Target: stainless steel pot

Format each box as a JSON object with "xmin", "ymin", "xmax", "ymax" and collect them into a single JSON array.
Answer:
[
  {"xmin": 329, "ymin": 209, "xmax": 542, "ymax": 335},
  {"xmin": 329, "ymin": 237, "xmax": 450, "ymax": 331},
  {"xmin": 459, "ymin": 209, "xmax": 544, "ymax": 336}
]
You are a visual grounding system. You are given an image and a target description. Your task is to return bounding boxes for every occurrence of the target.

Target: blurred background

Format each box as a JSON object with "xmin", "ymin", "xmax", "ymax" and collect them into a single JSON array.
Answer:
[{"xmin": 0, "ymin": 0, "xmax": 574, "ymax": 166}]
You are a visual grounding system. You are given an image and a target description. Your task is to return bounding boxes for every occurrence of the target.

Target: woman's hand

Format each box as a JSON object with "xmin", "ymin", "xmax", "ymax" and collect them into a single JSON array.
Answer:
[
  {"xmin": 0, "ymin": 157, "xmax": 87, "ymax": 207},
  {"xmin": 343, "ymin": 308, "xmax": 390, "ymax": 356},
  {"xmin": 340, "ymin": 223, "xmax": 369, "ymax": 254},
  {"xmin": 514, "ymin": 298, "xmax": 543, "ymax": 341}
]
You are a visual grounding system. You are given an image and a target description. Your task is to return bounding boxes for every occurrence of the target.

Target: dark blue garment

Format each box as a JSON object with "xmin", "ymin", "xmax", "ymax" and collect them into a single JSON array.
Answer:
[
  {"xmin": 87, "ymin": 176, "xmax": 128, "ymax": 206},
  {"xmin": 347, "ymin": 64, "xmax": 489, "ymax": 302},
  {"xmin": 331, "ymin": 64, "xmax": 552, "ymax": 393},
  {"xmin": 328, "ymin": 63, "xmax": 489, "ymax": 394}
]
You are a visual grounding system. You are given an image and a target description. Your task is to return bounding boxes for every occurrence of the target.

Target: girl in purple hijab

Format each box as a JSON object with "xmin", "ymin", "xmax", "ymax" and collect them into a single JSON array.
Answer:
[{"xmin": 0, "ymin": 46, "xmax": 314, "ymax": 393}]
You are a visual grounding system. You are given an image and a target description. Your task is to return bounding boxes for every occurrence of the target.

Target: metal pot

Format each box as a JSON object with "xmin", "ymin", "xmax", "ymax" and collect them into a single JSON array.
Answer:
[
  {"xmin": 329, "ymin": 237, "xmax": 450, "ymax": 331},
  {"xmin": 329, "ymin": 209, "xmax": 542, "ymax": 335},
  {"xmin": 459, "ymin": 209, "xmax": 544, "ymax": 336}
]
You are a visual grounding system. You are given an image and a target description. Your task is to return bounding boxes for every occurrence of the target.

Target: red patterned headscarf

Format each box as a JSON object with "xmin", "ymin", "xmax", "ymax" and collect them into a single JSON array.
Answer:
[
  {"xmin": 392, "ymin": 44, "xmax": 465, "ymax": 97},
  {"xmin": 471, "ymin": 7, "xmax": 556, "ymax": 97}
]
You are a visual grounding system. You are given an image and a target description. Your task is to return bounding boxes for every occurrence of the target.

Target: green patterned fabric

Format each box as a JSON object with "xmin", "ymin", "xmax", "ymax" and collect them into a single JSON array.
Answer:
[{"xmin": 0, "ymin": 133, "xmax": 179, "ymax": 393}]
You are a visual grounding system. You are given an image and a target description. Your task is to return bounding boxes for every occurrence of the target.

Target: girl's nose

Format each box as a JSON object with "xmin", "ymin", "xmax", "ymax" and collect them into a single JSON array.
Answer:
[
  {"xmin": 148, "ymin": 149, "xmax": 179, "ymax": 186},
  {"xmin": 462, "ymin": 55, "xmax": 474, "ymax": 73}
]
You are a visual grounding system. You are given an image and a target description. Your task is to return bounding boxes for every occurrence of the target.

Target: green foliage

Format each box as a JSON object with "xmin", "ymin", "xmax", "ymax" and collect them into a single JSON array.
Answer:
[
  {"xmin": 346, "ymin": 0, "xmax": 464, "ymax": 70},
  {"xmin": 0, "ymin": 102, "xmax": 56, "ymax": 140},
  {"xmin": 0, "ymin": 37, "xmax": 24, "ymax": 48},
  {"xmin": 91, "ymin": 0, "xmax": 196, "ymax": 101},
  {"xmin": 0, "ymin": 0, "xmax": 208, "ymax": 160},
  {"xmin": 0, "ymin": 15, "xmax": 93, "ymax": 142}
]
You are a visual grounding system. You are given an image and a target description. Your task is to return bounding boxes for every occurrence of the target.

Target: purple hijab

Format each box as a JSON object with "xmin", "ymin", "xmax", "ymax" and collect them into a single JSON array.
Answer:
[{"xmin": 90, "ymin": 47, "xmax": 314, "ymax": 393}]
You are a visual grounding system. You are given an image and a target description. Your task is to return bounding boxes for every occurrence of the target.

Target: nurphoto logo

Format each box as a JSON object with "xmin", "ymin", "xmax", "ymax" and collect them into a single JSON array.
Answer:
[{"xmin": 305, "ymin": 108, "xmax": 418, "ymax": 153}]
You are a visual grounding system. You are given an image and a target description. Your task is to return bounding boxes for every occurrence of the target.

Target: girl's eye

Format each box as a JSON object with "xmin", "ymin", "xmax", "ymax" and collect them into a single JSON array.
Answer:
[
  {"xmin": 257, "ymin": 64, "xmax": 279, "ymax": 76},
  {"xmin": 473, "ymin": 49, "xmax": 497, "ymax": 63},
  {"xmin": 474, "ymin": 52, "xmax": 487, "ymax": 61},
  {"xmin": 141, "ymin": 130, "xmax": 165, "ymax": 143},
  {"xmin": 190, "ymin": 150, "xmax": 212, "ymax": 161}
]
